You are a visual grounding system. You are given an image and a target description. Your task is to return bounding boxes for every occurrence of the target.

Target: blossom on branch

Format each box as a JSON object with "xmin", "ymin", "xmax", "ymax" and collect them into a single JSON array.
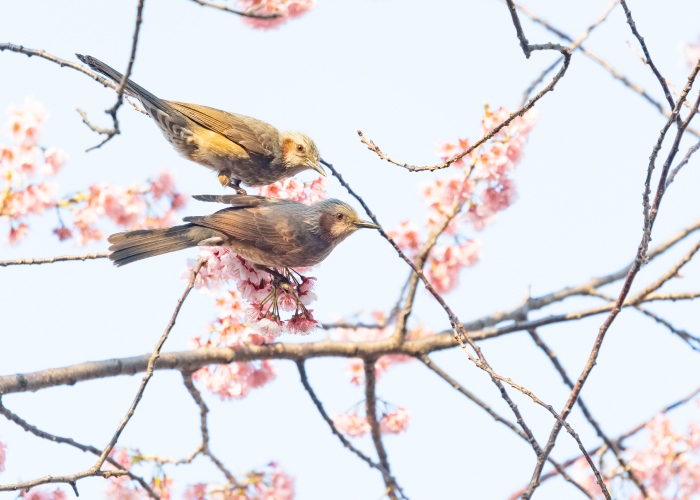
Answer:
[
  {"xmin": 20, "ymin": 489, "xmax": 67, "ymax": 500},
  {"xmin": 389, "ymin": 106, "xmax": 538, "ymax": 294},
  {"xmin": 0, "ymin": 438, "xmax": 6, "ymax": 472},
  {"xmin": 184, "ymin": 463, "xmax": 294, "ymax": 500},
  {"xmin": 0, "ymin": 99, "xmax": 186, "ymax": 245},
  {"xmin": 331, "ymin": 406, "xmax": 411, "ymax": 438},
  {"xmin": 236, "ymin": 0, "xmax": 315, "ymax": 30}
]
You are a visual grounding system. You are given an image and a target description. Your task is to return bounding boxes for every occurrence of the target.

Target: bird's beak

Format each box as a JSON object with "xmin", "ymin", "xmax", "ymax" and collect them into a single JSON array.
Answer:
[
  {"xmin": 354, "ymin": 220, "xmax": 381, "ymax": 230},
  {"xmin": 306, "ymin": 159, "xmax": 326, "ymax": 177}
]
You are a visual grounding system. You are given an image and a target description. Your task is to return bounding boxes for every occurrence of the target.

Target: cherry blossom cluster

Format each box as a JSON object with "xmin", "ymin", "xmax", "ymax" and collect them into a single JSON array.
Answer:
[
  {"xmin": 0, "ymin": 98, "xmax": 67, "ymax": 244},
  {"xmin": 256, "ymin": 176, "xmax": 327, "ymax": 205},
  {"xmin": 184, "ymin": 248, "xmax": 321, "ymax": 337},
  {"xmin": 572, "ymin": 407, "xmax": 700, "ymax": 499},
  {"xmin": 64, "ymin": 170, "xmax": 188, "ymax": 245},
  {"xmin": 388, "ymin": 106, "xmax": 538, "ymax": 294},
  {"xmin": 184, "ymin": 463, "xmax": 294, "ymax": 500},
  {"xmin": 19, "ymin": 488, "xmax": 67, "ymax": 500},
  {"xmin": 189, "ymin": 289, "xmax": 278, "ymax": 400},
  {"xmin": 0, "ymin": 437, "xmax": 6, "ymax": 473},
  {"xmin": 0, "ymin": 99, "xmax": 188, "ymax": 246},
  {"xmin": 183, "ymin": 176, "xmax": 327, "ymax": 338},
  {"xmin": 331, "ymin": 404, "xmax": 411, "ymax": 438},
  {"xmin": 235, "ymin": 0, "xmax": 315, "ymax": 30}
]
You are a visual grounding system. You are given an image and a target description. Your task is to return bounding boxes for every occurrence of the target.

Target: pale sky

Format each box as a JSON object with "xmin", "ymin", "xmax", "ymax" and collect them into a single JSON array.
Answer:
[{"xmin": 1, "ymin": 0, "xmax": 700, "ymax": 499}]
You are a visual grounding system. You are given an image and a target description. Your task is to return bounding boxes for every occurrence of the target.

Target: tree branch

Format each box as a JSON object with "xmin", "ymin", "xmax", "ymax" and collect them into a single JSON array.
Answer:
[
  {"xmin": 187, "ymin": 0, "xmax": 282, "ymax": 19},
  {"xmin": 0, "ymin": 253, "xmax": 109, "ymax": 267}
]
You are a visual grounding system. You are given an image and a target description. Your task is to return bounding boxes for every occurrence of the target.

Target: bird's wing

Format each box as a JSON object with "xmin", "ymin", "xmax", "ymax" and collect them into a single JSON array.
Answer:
[
  {"xmin": 165, "ymin": 101, "xmax": 278, "ymax": 158},
  {"xmin": 183, "ymin": 205, "xmax": 301, "ymax": 254},
  {"xmin": 192, "ymin": 194, "xmax": 294, "ymax": 208}
]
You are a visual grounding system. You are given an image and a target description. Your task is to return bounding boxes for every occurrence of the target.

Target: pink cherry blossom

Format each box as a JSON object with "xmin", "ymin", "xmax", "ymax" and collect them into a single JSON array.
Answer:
[
  {"xmin": 285, "ymin": 311, "xmax": 319, "ymax": 335},
  {"xmin": 426, "ymin": 241, "xmax": 480, "ymax": 294},
  {"xmin": 236, "ymin": 0, "xmax": 315, "ymax": 30},
  {"xmin": 41, "ymin": 147, "xmax": 67, "ymax": 177},
  {"xmin": 52, "ymin": 226, "xmax": 73, "ymax": 241},
  {"xmin": 259, "ymin": 467, "xmax": 295, "ymax": 500},
  {"xmin": 183, "ymin": 484, "xmax": 207, "ymax": 500},
  {"xmin": 683, "ymin": 39, "xmax": 700, "ymax": 68},
  {"xmin": 151, "ymin": 476, "xmax": 173, "ymax": 500},
  {"xmin": 20, "ymin": 489, "xmax": 67, "ymax": 500},
  {"xmin": 257, "ymin": 176, "xmax": 327, "ymax": 205},
  {"xmin": 2, "ymin": 183, "xmax": 57, "ymax": 218},
  {"xmin": 150, "ymin": 171, "xmax": 176, "ymax": 200},
  {"xmin": 6, "ymin": 223, "xmax": 29, "ymax": 245},
  {"xmin": 3, "ymin": 98, "xmax": 47, "ymax": 148},
  {"xmin": 331, "ymin": 413, "xmax": 371, "ymax": 437},
  {"xmin": 387, "ymin": 221, "xmax": 422, "ymax": 258},
  {"xmin": 0, "ymin": 438, "xmax": 6, "ymax": 472},
  {"xmin": 193, "ymin": 361, "xmax": 277, "ymax": 400},
  {"xmin": 379, "ymin": 408, "xmax": 410, "ymax": 435}
]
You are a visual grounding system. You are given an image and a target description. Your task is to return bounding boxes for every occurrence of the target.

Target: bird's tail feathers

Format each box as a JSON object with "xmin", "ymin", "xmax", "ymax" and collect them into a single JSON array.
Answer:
[
  {"xmin": 76, "ymin": 54, "xmax": 170, "ymax": 114},
  {"xmin": 108, "ymin": 224, "xmax": 201, "ymax": 267}
]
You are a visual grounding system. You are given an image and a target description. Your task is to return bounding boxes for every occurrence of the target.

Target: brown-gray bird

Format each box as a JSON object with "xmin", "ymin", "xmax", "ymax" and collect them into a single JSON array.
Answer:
[
  {"xmin": 76, "ymin": 54, "xmax": 325, "ymax": 193},
  {"xmin": 108, "ymin": 195, "xmax": 380, "ymax": 270}
]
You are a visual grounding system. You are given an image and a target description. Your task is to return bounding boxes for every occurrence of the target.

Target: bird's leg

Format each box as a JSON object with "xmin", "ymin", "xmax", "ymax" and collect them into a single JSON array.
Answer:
[
  {"xmin": 229, "ymin": 178, "xmax": 247, "ymax": 195},
  {"xmin": 253, "ymin": 265, "xmax": 292, "ymax": 288}
]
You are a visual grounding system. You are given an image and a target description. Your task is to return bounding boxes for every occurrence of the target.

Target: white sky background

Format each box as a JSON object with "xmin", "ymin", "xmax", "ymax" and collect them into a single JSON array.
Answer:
[{"xmin": 1, "ymin": 0, "xmax": 700, "ymax": 499}]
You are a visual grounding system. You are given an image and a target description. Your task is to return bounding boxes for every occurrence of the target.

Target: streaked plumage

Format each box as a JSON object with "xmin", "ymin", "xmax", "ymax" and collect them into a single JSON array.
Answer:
[
  {"xmin": 76, "ymin": 55, "xmax": 325, "ymax": 191},
  {"xmin": 108, "ymin": 195, "xmax": 379, "ymax": 268}
]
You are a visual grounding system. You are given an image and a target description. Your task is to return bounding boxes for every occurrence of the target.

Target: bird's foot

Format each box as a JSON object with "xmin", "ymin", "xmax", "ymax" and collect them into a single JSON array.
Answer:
[{"xmin": 254, "ymin": 265, "xmax": 292, "ymax": 287}]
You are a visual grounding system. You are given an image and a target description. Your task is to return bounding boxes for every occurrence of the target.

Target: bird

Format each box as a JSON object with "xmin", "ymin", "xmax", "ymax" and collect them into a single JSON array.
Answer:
[
  {"xmin": 108, "ymin": 194, "xmax": 380, "ymax": 275},
  {"xmin": 76, "ymin": 54, "xmax": 326, "ymax": 193}
]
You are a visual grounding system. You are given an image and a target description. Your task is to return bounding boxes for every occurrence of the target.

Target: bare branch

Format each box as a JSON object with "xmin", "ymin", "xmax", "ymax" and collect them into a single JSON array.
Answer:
[
  {"xmin": 0, "ymin": 253, "xmax": 109, "ymax": 267},
  {"xmin": 296, "ymin": 362, "xmax": 399, "ymax": 483},
  {"xmin": 666, "ymin": 139, "xmax": 700, "ymax": 188},
  {"xmin": 80, "ymin": 0, "xmax": 146, "ymax": 151},
  {"xmin": 0, "ymin": 397, "xmax": 159, "ymax": 499},
  {"xmin": 419, "ymin": 356, "xmax": 595, "ymax": 500},
  {"xmin": 363, "ymin": 359, "xmax": 403, "ymax": 500},
  {"xmin": 521, "ymin": 60, "xmax": 700, "ymax": 499},
  {"xmin": 527, "ymin": 330, "xmax": 650, "ymax": 498},
  {"xmin": 187, "ymin": 0, "xmax": 282, "ymax": 19},
  {"xmin": 0, "ymin": 43, "xmax": 118, "ymax": 90},
  {"xmin": 181, "ymin": 372, "xmax": 238, "ymax": 486}
]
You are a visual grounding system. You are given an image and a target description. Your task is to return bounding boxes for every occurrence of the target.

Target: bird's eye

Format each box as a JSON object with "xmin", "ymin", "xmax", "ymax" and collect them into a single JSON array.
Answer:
[
  {"xmin": 297, "ymin": 144, "xmax": 304, "ymax": 152},
  {"xmin": 336, "ymin": 213, "xmax": 343, "ymax": 221}
]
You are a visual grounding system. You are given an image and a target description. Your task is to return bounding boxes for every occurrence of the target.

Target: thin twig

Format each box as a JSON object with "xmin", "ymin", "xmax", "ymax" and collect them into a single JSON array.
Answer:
[
  {"xmin": 0, "ymin": 43, "xmax": 118, "ymax": 90},
  {"xmin": 296, "ymin": 362, "xmax": 400, "ymax": 483},
  {"xmin": 527, "ymin": 330, "xmax": 650, "ymax": 498},
  {"xmin": 0, "ymin": 253, "xmax": 109, "ymax": 267},
  {"xmin": 364, "ymin": 359, "xmax": 402, "ymax": 500},
  {"xmin": 419, "ymin": 355, "xmax": 595, "ymax": 500},
  {"xmin": 521, "ymin": 59, "xmax": 700, "ymax": 500},
  {"xmin": 321, "ymin": 158, "xmax": 609, "ymax": 497},
  {"xmin": 79, "ymin": 0, "xmax": 146, "ymax": 151},
  {"xmin": 666, "ymin": 140, "xmax": 700, "ymax": 188},
  {"xmin": 520, "ymin": 0, "xmax": 618, "ymax": 106},
  {"xmin": 356, "ymin": 11, "xmax": 572, "ymax": 173},
  {"xmin": 511, "ymin": 2, "xmax": 700, "ymax": 139},
  {"xmin": 181, "ymin": 372, "xmax": 238, "ymax": 486},
  {"xmin": 0, "ymin": 258, "xmax": 206, "ymax": 493},
  {"xmin": 187, "ymin": 0, "xmax": 282, "ymax": 19}
]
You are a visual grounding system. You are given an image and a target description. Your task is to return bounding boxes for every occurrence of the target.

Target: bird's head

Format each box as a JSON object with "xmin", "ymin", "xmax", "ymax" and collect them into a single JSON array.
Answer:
[
  {"xmin": 281, "ymin": 131, "xmax": 325, "ymax": 177},
  {"xmin": 312, "ymin": 199, "xmax": 380, "ymax": 244}
]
